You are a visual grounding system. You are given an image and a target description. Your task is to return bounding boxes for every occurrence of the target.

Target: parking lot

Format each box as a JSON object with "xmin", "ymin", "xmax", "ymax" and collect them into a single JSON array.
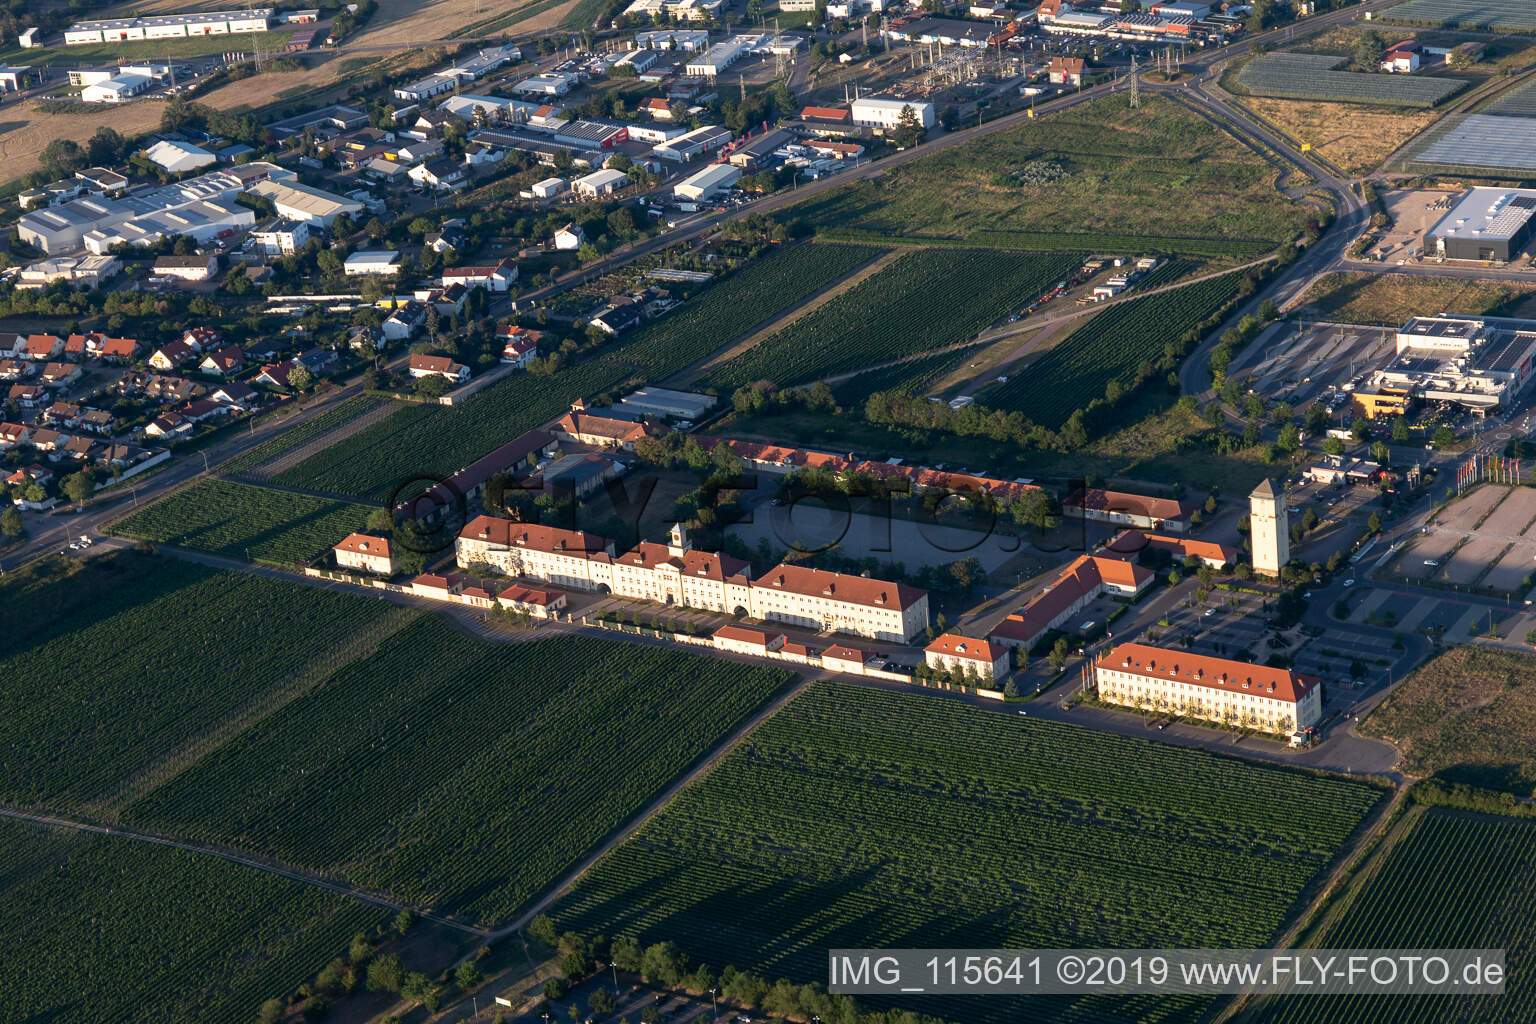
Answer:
[
  {"xmin": 1389, "ymin": 485, "xmax": 1536, "ymax": 593},
  {"xmin": 1239, "ymin": 322, "xmax": 1396, "ymax": 407}
]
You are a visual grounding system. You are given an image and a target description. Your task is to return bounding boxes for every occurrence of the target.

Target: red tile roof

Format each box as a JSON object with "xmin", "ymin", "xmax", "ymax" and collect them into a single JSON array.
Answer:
[
  {"xmin": 498, "ymin": 584, "xmax": 561, "ymax": 606},
  {"xmin": 713, "ymin": 624, "xmax": 777, "ymax": 647},
  {"xmin": 335, "ymin": 532, "xmax": 391, "ymax": 557},
  {"xmin": 409, "ymin": 353, "xmax": 467, "ymax": 375},
  {"xmin": 458, "ymin": 515, "xmax": 612, "ymax": 560},
  {"xmin": 1100, "ymin": 530, "xmax": 1235, "ymax": 567},
  {"xmin": 554, "ymin": 410, "xmax": 657, "ymax": 445},
  {"xmin": 757, "ymin": 562, "xmax": 925, "ymax": 611},
  {"xmin": 991, "ymin": 554, "xmax": 1152, "ymax": 647},
  {"xmin": 1101, "ymin": 642, "xmax": 1319, "ymax": 704},
  {"xmin": 801, "ymin": 105, "xmax": 850, "ymax": 121},
  {"xmin": 393, "ymin": 429, "xmax": 552, "ymax": 517},
  {"xmin": 823, "ymin": 643, "xmax": 872, "ymax": 663},
  {"xmin": 1066, "ymin": 487, "xmax": 1193, "ymax": 525},
  {"xmin": 616, "ymin": 541, "xmax": 750, "ymax": 582},
  {"xmin": 925, "ymin": 633, "xmax": 1005, "ymax": 663}
]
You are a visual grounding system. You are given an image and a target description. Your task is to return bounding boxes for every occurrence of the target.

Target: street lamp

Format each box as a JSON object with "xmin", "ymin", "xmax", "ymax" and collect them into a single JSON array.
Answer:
[{"xmin": 709, "ymin": 987, "xmax": 719, "ymax": 1019}]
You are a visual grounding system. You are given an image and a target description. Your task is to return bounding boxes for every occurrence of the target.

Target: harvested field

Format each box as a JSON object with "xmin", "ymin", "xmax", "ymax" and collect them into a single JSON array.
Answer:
[
  {"xmin": 350, "ymin": 0, "xmax": 578, "ymax": 48},
  {"xmin": 0, "ymin": 103, "xmax": 161, "ymax": 183},
  {"xmin": 1293, "ymin": 273, "xmax": 1536, "ymax": 325},
  {"xmin": 1243, "ymin": 97, "xmax": 1441, "ymax": 176}
]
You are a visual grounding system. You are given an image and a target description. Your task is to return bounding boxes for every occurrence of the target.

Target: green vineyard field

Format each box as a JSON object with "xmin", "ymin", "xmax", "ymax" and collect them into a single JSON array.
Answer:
[
  {"xmin": 0, "ymin": 818, "xmax": 384, "ymax": 1024},
  {"xmin": 218, "ymin": 395, "xmax": 384, "ymax": 477},
  {"xmin": 703, "ymin": 249, "xmax": 1081, "ymax": 390},
  {"xmin": 608, "ymin": 241, "xmax": 883, "ymax": 381},
  {"xmin": 273, "ymin": 360, "xmax": 630, "ymax": 501},
  {"xmin": 125, "ymin": 624, "xmax": 796, "ymax": 925},
  {"xmin": 981, "ymin": 269, "xmax": 1249, "ymax": 428},
  {"xmin": 551, "ymin": 682, "xmax": 1386, "ymax": 1024},
  {"xmin": 0, "ymin": 553, "xmax": 395, "ymax": 808},
  {"xmin": 831, "ymin": 348, "xmax": 973, "ymax": 405},
  {"xmin": 1247, "ymin": 807, "xmax": 1536, "ymax": 1024},
  {"xmin": 111, "ymin": 478, "xmax": 373, "ymax": 566}
]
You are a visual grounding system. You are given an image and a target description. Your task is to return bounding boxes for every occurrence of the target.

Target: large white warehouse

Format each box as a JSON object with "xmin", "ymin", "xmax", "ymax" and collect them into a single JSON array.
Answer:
[{"xmin": 849, "ymin": 97, "xmax": 935, "ymax": 131}]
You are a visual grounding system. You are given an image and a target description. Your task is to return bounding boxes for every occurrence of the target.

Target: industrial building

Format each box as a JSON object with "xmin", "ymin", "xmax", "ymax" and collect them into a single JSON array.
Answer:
[
  {"xmin": 653, "ymin": 124, "xmax": 733, "ymax": 162},
  {"xmin": 614, "ymin": 386, "xmax": 716, "ymax": 421},
  {"xmin": 573, "ymin": 167, "xmax": 629, "ymax": 197},
  {"xmin": 247, "ymin": 179, "xmax": 363, "ymax": 226},
  {"xmin": 849, "ymin": 96, "xmax": 936, "ymax": 131},
  {"xmin": 1352, "ymin": 314, "xmax": 1536, "ymax": 418},
  {"xmin": 65, "ymin": 9, "xmax": 273, "ymax": 44},
  {"xmin": 80, "ymin": 73, "xmax": 157, "ymax": 103},
  {"xmin": 1425, "ymin": 187, "xmax": 1536, "ymax": 263},
  {"xmin": 633, "ymin": 29, "xmax": 710, "ymax": 51},
  {"xmin": 674, "ymin": 163, "xmax": 741, "ymax": 202},
  {"xmin": 685, "ymin": 37, "xmax": 750, "ymax": 78},
  {"xmin": 728, "ymin": 128, "xmax": 794, "ymax": 170}
]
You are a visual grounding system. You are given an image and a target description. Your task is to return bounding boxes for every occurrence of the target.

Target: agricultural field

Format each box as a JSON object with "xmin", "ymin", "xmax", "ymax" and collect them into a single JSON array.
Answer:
[
  {"xmin": 980, "ymin": 269, "xmax": 1249, "ymax": 428},
  {"xmin": 1294, "ymin": 272, "xmax": 1536, "ymax": 324},
  {"xmin": 125, "ymin": 624, "xmax": 795, "ymax": 925},
  {"xmin": 111, "ymin": 478, "xmax": 373, "ymax": 566},
  {"xmin": 1485, "ymin": 77, "xmax": 1536, "ymax": 118},
  {"xmin": 0, "ymin": 819, "xmax": 386, "ymax": 1024},
  {"xmin": 605, "ymin": 241, "xmax": 883, "ymax": 382},
  {"xmin": 1235, "ymin": 53, "xmax": 1466, "ymax": 108},
  {"xmin": 1242, "ymin": 97, "xmax": 1441, "ymax": 175},
  {"xmin": 551, "ymin": 682, "xmax": 1386, "ymax": 1024},
  {"xmin": 217, "ymin": 395, "xmax": 385, "ymax": 477},
  {"xmin": 1243, "ymin": 806, "xmax": 1536, "ymax": 1024},
  {"xmin": 789, "ymin": 95, "xmax": 1312, "ymax": 250},
  {"xmin": 0, "ymin": 551, "xmax": 396, "ymax": 809},
  {"xmin": 273, "ymin": 360, "xmax": 630, "ymax": 501},
  {"xmin": 1382, "ymin": 0, "xmax": 1536, "ymax": 33},
  {"xmin": 1359, "ymin": 646, "xmax": 1536, "ymax": 794},
  {"xmin": 702, "ymin": 249, "xmax": 1082, "ymax": 390},
  {"xmin": 829, "ymin": 348, "xmax": 975, "ymax": 405}
]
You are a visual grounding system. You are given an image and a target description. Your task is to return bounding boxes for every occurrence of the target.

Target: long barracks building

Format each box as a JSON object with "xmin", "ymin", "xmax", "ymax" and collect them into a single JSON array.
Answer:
[{"xmin": 455, "ymin": 517, "xmax": 928, "ymax": 642}]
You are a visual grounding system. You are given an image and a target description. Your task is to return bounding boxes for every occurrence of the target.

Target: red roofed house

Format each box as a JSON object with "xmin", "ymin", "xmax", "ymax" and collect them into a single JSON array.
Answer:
[
  {"xmin": 1049, "ymin": 56, "xmax": 1086, "ymax": 86},
  {"xmin": 1064, "ymin": 487, "xmax": 1194, "ymax": 533},
  {"xmin": 553, "ymin": 402, "xmax": 665, "ymax": 451},
  {"xmin": 925, "ymin": 633, "xmax": 1010, "ymax": 681},
  {"xmin": 639, "ymin": 97, "xmax": 674, "ymax": 119},
  {"xmin": 198, "ymin": 346, "xmax": 245, "ymax": 376},
  {"xmin": 1381, "ymin": 40, "xmax": 1420, "ymax": 73},
  {"xmin": 442, "ymin": 258, "xmax": 518, "ymax": 292},
  {"xmin": 1099, "ymin": 530, "xmax": 1235, "ymax": 570},
  {"xmin": 182, "ymin": 327, "xmax": 221, "ymax": 351},
  {"xmin": 822, "ymin": 643, "xmax": 875, "ymax": 675},
  {"xmin": 499, "ymin": 325, "xmax": 543, "ymax": 368},
  {"xmin": 334, "ymin": 532, "xmax": 395, "ymax": 575},
  {"xmin": 8, "ymin": 383, "xmax": 44, "ymax": 408},
  {"xmin": 0, "ymin": 422, "xmax": 31, "ymax": 448},
  {"xmin": 712, "ymin": 623, "xmax": 787, "ymax": 656},
  {"xmin": 148, "ymin": 340, "xmax": 197, "ymax": 371},
  {"xmin": 39, "ymin": 362, "xmax": 81, "ymax": 386},
  {"xmin": 800, "ymin": 105, "xmax": 850, "ymax": 122},
  {"xmin": 1095, "ymin": 642, "xmax": 1324, "ymax": 738},
  {"xmin": 144, "ymin": 412, "xmax": 192, "ymax": 439},
  {"xmin": 411, "ymin": 572, "xmax": 467, "ymax": 601},
  {"xmin": 408, "ymin": 353, "xmax": 471, "ymax": 383},
  {"xmin": 99, "ymin": 336, "xmax": 141, "ymax": 363},
  {"xmin": 23, "ymin": 334, "xmax": 63, "ymax": 361},
  {"xmin": 497, "ymin": 583, "xmax": 567, "ymax": 618},
  {"xmin": 252, "ymin": 361, "xmax": 302, "ymax": 388}
]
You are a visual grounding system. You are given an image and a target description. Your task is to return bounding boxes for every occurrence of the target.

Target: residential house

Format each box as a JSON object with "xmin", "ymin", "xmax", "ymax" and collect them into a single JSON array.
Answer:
[
  {"xmin": 198, "ymin": 346, "xmax": 245, "ymax": 376},
  {"xmin": 78, "ymin": 408, "xmax": 116, "ymax": 434},
  {"xmin": 0, "ymin": 359, "xmax": 32, "ymax": 380},
  {"xmin": 1049, "ymin": 56, "xmax": 1085, "ymax": 86},
  {"xmin": 552, "ymin": 404, "xmax": 664, "ymax": 450},
  {"xmin": 553, "ymin": 223, "xmax": 585, "ymax": 250},
  {"xmin": 180, "ymin": 398, "xmax": 229, "ymax": 423},
  {"xmin": 442, "ymin": 258, "xmax": 517, "ymax": 292},
  {"xmin": 334, "ymin": 532, "xmax": 395, "ymax": 574},
  {"xmin": 44, "ymin": 401, "xmax": 82, "ymax": 427},
  {"xmin": 408, "ymin": 353, "xmax": 470, "ymax": 383},
  {"xmin": 424, "ymin": 226, "xmax": 467, "ymax": 253},
  {"xmin": 98, "ymin": 336, "xmax": 141, "ymax": 362},
  {"xmin": 382, "ymin": 301, "xmax": 427, "ymax": 341},
  {"xmin": 497, "ymin": 584, "xmax": 567, "ymax": 618},
  {"xmin": 408, "ymin": 158, "xmax": 466, "ymax": 191},
  {"xmin": 590, "ymin": 303, "xmax": 646, "ymax": 337},
  {"xmin": 148, "ymin": 340, "xmax": 197, "ymax": 371},
  {"xmin": 143, "ymin": 412, "xmax": 192, "ymax": 439},
  {"xmin": 713, "ymin": 624, "xmax": 787, "ymax": 656},
  {"xmin": 63, "ymin": 435, "xmax": 98, "ymax": 460},
  {"xmin": 183, "ymin": 327, "xmax": 222, "ymax": 351},
  {"xmin": 0, "ymin": 422, "xmax": 32, "ymax": 448},
  {"xmin": 250, "ymin": 219, "xmax": 312, "ymax": 255},
  {"xmin": 23, "ymin": 334, "xmax": 64, "ymax": 361},
  {"xmin": 499, "ymin": 325, "xmax": 543, "ymax": 367},
  {"xmin": 252, "ymin": 360, "xmax": 301, "ymax": 388},
  {"xmin": 39, "ymin": 362, "xmax": 82, "ymax": 386},
  {"xmin": 209, "ymin": 381, "xmax": 259, "ymax": 410}
]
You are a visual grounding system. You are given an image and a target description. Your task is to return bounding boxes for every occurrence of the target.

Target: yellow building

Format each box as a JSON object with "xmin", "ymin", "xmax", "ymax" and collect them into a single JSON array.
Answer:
[
  {"xmin": 333, "ymin": 532, "xmax": 394, "ymax": 575},
  {"xmin": 924, "ymin": 633, "xmax": 1010, "ymax": 681},
  {"xmin": 1352, "ymin": 387, "xmax": 1413, "ymax": 421}
]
